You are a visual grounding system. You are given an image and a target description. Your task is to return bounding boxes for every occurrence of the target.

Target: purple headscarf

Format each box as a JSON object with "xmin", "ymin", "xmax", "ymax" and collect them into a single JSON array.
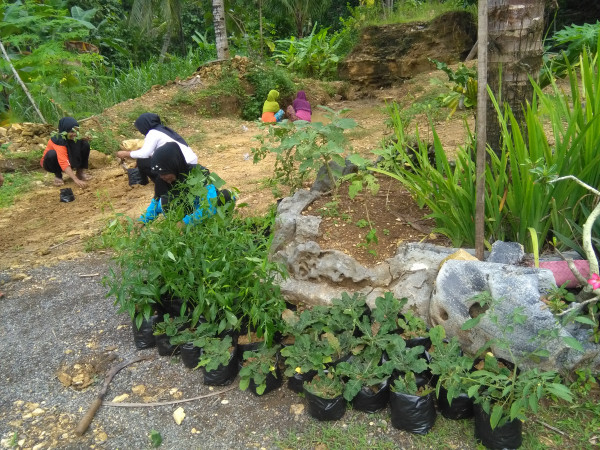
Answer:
[{"xmin": 292, "ymin": 91, "xmax": 311, "ymax": 113}]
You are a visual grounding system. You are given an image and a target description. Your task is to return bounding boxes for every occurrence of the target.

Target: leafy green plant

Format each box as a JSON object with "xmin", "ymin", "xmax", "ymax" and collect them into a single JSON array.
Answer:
[
  {"xmin": 460, "ymin": 293, "xmax": 574, "ymax": 429},
  {"xmin": 280, "ymin": 333, "xmax": 334, "ymax": 377},
  {"xmin": 169, "ymin": 321, "xmax": 216, "ymax": 346},
  {"xmin": 153, "ymin": 313, "xmax": 190, "ymax": 338},
  {"xmin": 104, "ymin": 170, "xmax": 287, "ymax": 344},
  {"xmin": 464, "ymin": 353, "xmax": 572, "ymax": 429},
  {"xmin": 384, "ymin": 335, "xmax": 428, "ymax": 376},
  {"xmin": 318, "ymin": 200, "xmax": 340, "ymax": 217},
  {"xmin": 196, "ymin": 335, "xmax": 235, "ymax": 373},
  {"xmin": 397, "ymin": 310, "xmax": 429, "ymax": 340},
  {"xmin": 272, "ymin": 23, "xmax": 342, "ymax": 80},
  {"xmin": 239, "ymin": 344, "xmax": 281, "ymax": 395},
  {"xmin": 252, "ymin": 106, "xmax": 357, "ymax": 196},
  {"xmin": 391, "ymin": 371, "xmax": 432, "ymax": 396},
  {"xmin": 540, "ymin": 22, "xmax": 600, "ymax": 88},
  {"xmin": 336, "ymin": 347, "xmax": 393, "ymax": 402},
  {"xmin": 540, "ymin": 282, "xmax": 577, "ymax": 314},
  {"xmin": 428, "ymin": 325, "xmax": 474, "ymax": 406},
  {"xmin": 304, "ymin": 371, "xmax": 345, "ymax": 399},
  {"xmin": 429, "ymin": 59, "xmax": 477, "ymax": 118}
]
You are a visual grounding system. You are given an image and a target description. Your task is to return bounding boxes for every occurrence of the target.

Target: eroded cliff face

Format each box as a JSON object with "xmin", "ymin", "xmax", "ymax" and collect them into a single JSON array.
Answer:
[{"xmin": 339, "ymin": 11, "xmax": 476, "ymax": 87}]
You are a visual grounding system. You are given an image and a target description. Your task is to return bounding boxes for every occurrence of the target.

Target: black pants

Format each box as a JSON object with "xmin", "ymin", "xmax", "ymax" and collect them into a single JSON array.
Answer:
[{"xmin": 42, "ymin": 142, "xmax": 90, "ymax": 178}]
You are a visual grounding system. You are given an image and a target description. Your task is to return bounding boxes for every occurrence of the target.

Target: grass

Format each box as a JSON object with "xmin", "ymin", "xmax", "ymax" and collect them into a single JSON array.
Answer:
[
  {"xmin": 0, "ymin": 171, "xmax": 45, "ymax": 208},
  {"xmin": 273, "ymin": 376, "xmax": 600, "ymax": 450},
  {"xmin": 363, "ymin": 1, "xmax": 476, "ymax": 27}
]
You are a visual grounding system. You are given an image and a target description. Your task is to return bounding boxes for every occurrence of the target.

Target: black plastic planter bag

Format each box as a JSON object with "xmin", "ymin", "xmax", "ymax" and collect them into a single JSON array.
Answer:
[
  {"xmin": 474, "ymin": 404, "xmax": 522, "ymax": 449},
  {"xmin": 181, "ymin": 343, "xmax": 202, "ymax": 369},
  {"xmin": 203, "ymin": 346, "xmax": 239, "ymax": 386},
  {"xmin": 127, "ymin": 168, "xmax": 144, "ymax": 186},
  {"xmin": 352, "ymin": 380, "xmax": 390, "ymax": 413},
  {"xmin": 438, "ymin": 387, "xmax": 473, "ymax": 420},
  {"xmin": 287, "ymin": 370, "xmax": 317, "ymax": 393},
  {"xmin": 156, "ymin": 334, "xmax": 180, "ymax": 356},
  {"xmin": 304, "ymin": 389, "xmax": 346, "ymax": 421},
  {"xmin": 59, "ymin": 188, "xmax": 75, "ymax": 203},
  {"xmin": 389, "ymin": 391, "xmax": 437, "ymax": 435},
  {"xmin": 132, "ymin": 316, "xmax": 156, "ymax": 350},
  {"xmin": 159, "ymin": 296, "xmax": 189, "ymax": 317},
  {"xmin": 249, "ymin": 367, "xmax": 283, "ymax": 396}
]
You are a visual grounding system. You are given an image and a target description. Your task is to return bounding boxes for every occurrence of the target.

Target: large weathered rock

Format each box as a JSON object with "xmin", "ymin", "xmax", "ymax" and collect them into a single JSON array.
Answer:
[
  {"xmin": 339, "ymin": 11, "xmax": 476, "ymax": 87},
  {"xmin": 88, "ymin": 150, "xmax": 112, "ymax": 169},
  {"xmin": 271, "ymin": 187, "xmax": 456, "ymax": 314},
  {"xmin": 429, "ymin": 259, "xmax": 599, "ymax": 370}
]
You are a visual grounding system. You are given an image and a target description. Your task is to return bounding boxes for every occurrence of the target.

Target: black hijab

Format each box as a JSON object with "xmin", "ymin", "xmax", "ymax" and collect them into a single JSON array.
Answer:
[
  {"xmin": 134, "ymin": 113, "xmax": 188, "ymax": 146},
  {"xmin": 150, "ymin": 142, "xmax": 192, "ymax": 182},
  {"xmin": 51, "ymin": 117, "xmax": 79, "ymax": 146}
]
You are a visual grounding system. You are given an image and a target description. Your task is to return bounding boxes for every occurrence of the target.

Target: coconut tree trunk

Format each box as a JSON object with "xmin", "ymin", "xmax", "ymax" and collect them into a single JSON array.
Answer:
[
  {"xmin": 486, "ymin": 0, "xmax": 545, "ymax": 155},
  {"xmin": 212, "ymin": 0, "xmax": 229, "ymax": 60}
]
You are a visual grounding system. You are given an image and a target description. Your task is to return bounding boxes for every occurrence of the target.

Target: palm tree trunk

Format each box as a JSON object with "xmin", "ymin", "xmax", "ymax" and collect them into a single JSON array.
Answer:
[
  {"xmin": 212, "ymin": 0, "xmax": 229, "ymax": 60},
  {"xmin": 486, "ymin": 0, "xmax": 545, "ymax": 155}
]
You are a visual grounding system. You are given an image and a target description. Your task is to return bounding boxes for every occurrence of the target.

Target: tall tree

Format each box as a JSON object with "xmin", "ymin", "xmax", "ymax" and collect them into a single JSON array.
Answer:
[
  {"xmin": 486, "ymin": 0, "xmax": 545, "ymax": 154},
  {"xmin": 212, "ymin": 0, "xmax": 229, "ymax": 60}
]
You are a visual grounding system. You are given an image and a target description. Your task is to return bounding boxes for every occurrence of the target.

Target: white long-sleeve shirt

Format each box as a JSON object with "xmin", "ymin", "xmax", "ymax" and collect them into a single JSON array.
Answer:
[{"xmin": 130, "ymin": 129, "xmax": 198, "ymax": 164}]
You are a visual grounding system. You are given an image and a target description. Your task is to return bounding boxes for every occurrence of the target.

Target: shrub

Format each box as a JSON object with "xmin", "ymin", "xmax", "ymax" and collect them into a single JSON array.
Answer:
[{"xmin": 241, "ymin": 64, "xmax": 296, "ymax": 120}]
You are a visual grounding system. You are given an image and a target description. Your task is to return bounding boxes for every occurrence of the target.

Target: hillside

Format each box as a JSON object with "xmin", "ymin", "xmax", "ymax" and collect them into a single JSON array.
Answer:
[{"xmin": 0, "ymin": 64, "xmax": 472, "ymax": 272}]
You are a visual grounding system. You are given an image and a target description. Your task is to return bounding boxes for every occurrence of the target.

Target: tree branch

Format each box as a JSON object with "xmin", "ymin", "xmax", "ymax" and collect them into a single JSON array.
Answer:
[{"xmin": 0, "ymin": 40, "xmax": 46, "ymax": 123}]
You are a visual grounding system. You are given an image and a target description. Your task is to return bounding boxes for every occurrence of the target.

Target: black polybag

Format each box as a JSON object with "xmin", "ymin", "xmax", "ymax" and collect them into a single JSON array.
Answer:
[
  {"xmin": 287, "ymin": 370, "xmax": 317, "ymax": 393},
  {"xmin": 352, "ymin": 379, "xmax": 390, "ymax": 413},
  {"xmin": 156, "ymin": 333, "xmax": 180, "ymax": 356},
  {"xmin": 181, "ymin": 343, "xmax": 202, "ymax": 369},
  {"xmin": 474, "ymin": 404, "xmax": 522, "ymax": 449},
  {"xmin": 203, "ymin": 346, "xmax": 240, "ymax": 386},
  {"xmin": 127, "ymin": 168, "xmax": 144, "ymax": 186},
  {"xmin": 248, "ymin": 366, "xmax": 283, "ymax": 396},
  {"xmin": 389, "ymin": 390, "xmax": 437, "ymax": 435},
  {"xmin": 132, "ymin": 316, "xmax": 156, "ymax": 350},
  {"xmin": 59, "ymin": 188, "xmax": 75, "ymax": 203},
  {"xmin": 304, "ymin": 388, "xmax": 346, "ymax": 421},
  {"xmin": 437, "ymin": 387, "xmax": 474, "ymax": 420}
]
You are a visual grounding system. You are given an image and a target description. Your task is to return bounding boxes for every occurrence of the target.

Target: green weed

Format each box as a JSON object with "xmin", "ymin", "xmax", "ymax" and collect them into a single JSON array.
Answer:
[{"xmin": 0, "ymin": 172, "xmax": 44, "ymax": 208}]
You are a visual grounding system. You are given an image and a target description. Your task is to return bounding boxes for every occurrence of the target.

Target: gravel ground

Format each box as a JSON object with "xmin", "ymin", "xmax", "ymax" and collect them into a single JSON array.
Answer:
[{"xmin": 0, "ymin": 255, "xmax": 476, "ymax": 450}]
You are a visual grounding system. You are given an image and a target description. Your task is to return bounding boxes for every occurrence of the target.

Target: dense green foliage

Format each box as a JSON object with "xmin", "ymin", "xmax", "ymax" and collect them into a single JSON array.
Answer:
[
  {"xmin": 371, "ymin": 44, "xmax": 600, "ymax": 253},
  {"xmin": 0, "ymin": 0, "xmax": 477, "ymax": 123}
]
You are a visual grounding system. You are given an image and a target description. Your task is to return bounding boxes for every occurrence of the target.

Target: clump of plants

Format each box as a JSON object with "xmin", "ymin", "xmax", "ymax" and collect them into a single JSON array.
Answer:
[
  {"xmin": 241, "ymin": 64, "xmax": 296, "ymax": 120},
  {"xmin": 252, "ymin": 106, "xmax": 357, "ymax": 197}
]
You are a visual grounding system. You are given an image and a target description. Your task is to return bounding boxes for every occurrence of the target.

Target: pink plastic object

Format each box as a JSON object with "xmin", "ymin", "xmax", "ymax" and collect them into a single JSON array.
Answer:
[{"xmin": 538, "ymin": 260, "xmax": 590, "ymax": 288}]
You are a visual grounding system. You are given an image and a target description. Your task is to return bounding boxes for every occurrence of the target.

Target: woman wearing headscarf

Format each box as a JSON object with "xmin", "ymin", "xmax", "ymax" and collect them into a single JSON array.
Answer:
[
  {"xmin": 290, "ymin": 90, "xmax": 312, "ymax": 122},
  {"xmin": 40, "ymin": 117, "xmax": 91, "ymax": 188},
  {"xmin": 139, "ymin": 142, "xmax": 233, "ymax": 224},
  {"xmin": 261, "ymin": 90, "xmax": 285, "ymax": 123},
  {"xmin": 116, "ymin": 113, "xmax": 198, "ymax": 185}
]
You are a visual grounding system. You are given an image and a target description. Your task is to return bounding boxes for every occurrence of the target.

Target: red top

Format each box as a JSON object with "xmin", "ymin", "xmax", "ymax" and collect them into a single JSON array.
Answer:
[{"xmin": 41, "ymin": 139, "xmax": 70, "ymax": 170}]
